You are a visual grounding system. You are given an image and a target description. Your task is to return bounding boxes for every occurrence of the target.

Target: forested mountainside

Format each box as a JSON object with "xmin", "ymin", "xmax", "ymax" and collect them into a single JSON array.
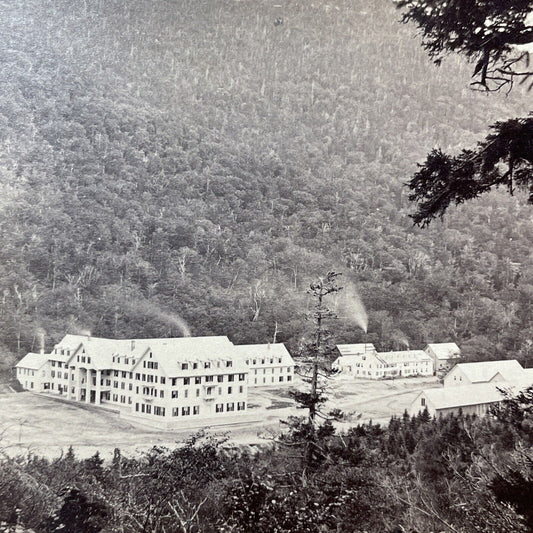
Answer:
[{"xmin": 0, "ymin": 0, "xmax": 531, "ymax": 366}]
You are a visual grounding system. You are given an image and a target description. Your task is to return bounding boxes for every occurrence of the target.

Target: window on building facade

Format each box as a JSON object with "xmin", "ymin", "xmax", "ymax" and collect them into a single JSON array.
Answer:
[
  {"xmin": 216, "ymin": 403, "xmax": 223, "ymax": 413},
  {"xmin": 237, "ymin": 402, "xmax": 245, "ymax": 411},
  {"xmin": 193, "ymin": 406, "xmax": 199, "ymax": 415},
  {"xmin": 217, "ymin": 375, "xmax": 223, "ymax": 382},
  {"xmin": 228, "ymin": 375, "xmax": 234, "ymax": 382},
  {"xmin": 181, "ymin": 363, "xmax": 188, "ymax": 370},
  {"xmin": 172, "ymin": 407, "xmax": 179, "ymax": 416},
  {"xmin": 227, "ymin": 402, "xmax": 235, "ymax": 412},
  {"xmin": 238, "ymin": 374, "xmax": 245, "ymax": 381},
  {"xmin": 172, "ymin": 390, "xmax": 178, "ymax": 399},
  {"xmin": 160, "ymin": 377, "xmax": 165, "ymax": 384},
  {"xmin": 193, "ymin": 363, "xmax": 198, "ymax": 369},
  {"xmin": 195, "ymin": 376, "xmax": 201, "ymax": 385},
  {"xmin": 184, "ymin": 377, "xmax": 190, "ymax": 385},
  {"xmin": 182, "ymin": 406, "xmax": 190, "ymax": 416},
  {"xmin": 228, "ymin": 386, "xmax": 232, "ymax": 394}
]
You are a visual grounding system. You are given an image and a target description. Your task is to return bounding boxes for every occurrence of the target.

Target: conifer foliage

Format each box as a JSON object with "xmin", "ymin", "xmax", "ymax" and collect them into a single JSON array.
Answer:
[{"xmin": 398, "ymin": 0, "xmax": 533, "ymax": 225}]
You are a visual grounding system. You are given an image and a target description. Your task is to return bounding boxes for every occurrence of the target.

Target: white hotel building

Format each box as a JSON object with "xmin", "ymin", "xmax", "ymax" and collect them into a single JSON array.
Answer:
[
  {"xmin": 234, "ymin": 343, "xmax": 295, "ymax": 387},
  {"xmin": 15, "ymin": 335, "xmax": 256, "ymax": 428},
  {"xmin": 332, "ymin": 343, "xmax": 433, "ymax": 379}
]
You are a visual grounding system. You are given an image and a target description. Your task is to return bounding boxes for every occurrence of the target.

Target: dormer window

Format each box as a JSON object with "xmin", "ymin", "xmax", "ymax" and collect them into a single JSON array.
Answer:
[
  {"xmin": 226, "ymin": 361, "xmax": 232, "ymax": 368},
  {"xmin": 204, "ymin": 362, "xmax": 211, "ymax": 369},
  {"xmin": 182, "ymin": 363, "xmax": 188, "ymax": 370}
]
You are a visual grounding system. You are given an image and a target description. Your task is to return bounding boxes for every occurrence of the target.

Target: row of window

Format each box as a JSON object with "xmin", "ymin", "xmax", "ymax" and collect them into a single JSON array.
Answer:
[
  {"xmin": 216, "ymin": 402, "xmax": 246, "ymax": 412},
  {"xmin": 180, "ymin": 360, "xmax": 233, "ymax": 371},
  {"xmin": 114, "ymin": 370, "xmax": 133, "ymax": 378},
  {"xmin": 253, "ymin": 376, "xmax": 292, "ymax": 384},
  {"xmin": 253, "ymin": 368, "xmax": 291, "ymax": 374},
  {"xmin": 167, "ymin": 385, "xmax": 245, "ymax": 398},
  {"xmin": 112, "ymin": 356, "xmax": 136, "ymax": 365},
  {"xmin": 171, "ymin": 405, "xmax": 200, "ymax": 416},
  {"xmin": 245, "ymin": 358, "xmax": 284, "ymax": 365},
  {"xmin": 111, "ymin": 394, "xmax": 132, "ymax": 404},
  {"xmin": 135, "ymin": 403, "xmax": 166, "ymax": 416}
]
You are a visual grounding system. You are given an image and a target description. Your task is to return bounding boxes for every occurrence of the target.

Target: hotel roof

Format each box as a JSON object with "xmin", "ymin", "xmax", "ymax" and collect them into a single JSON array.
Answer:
[
  {"xmin": 234, "ymin": 343, "xmax": 293, "ymax": 360},
  {"xmin": 336, "ymin": 344, "xmax": 377, "ymax": 357},
  {"xmin": 15, "ymin": 352, "xmax": 49, "ymax": 370},
  {"xmin": 426, "ymin": 342, "xmax": 461, "ymax": 360},
  {"xmin": 451, "ymin": 360, "xmax": 526, "ymax": 384},
  {"xmin": 53, "ymin": 334, "xmax": 241, "ymax": 372},
  {"xmin": 375, "ymin": 350, "xmax": 432, "ymax": 364},
  {"xmin": 417, "ymin": 382, "xmax": 526, "ymax": 410}
]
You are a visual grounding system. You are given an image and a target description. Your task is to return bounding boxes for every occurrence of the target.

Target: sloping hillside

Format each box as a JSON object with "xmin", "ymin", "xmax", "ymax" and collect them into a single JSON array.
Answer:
[{"xmin": 0, "ymin": 0, "xmax": 530, "ymax": 360}]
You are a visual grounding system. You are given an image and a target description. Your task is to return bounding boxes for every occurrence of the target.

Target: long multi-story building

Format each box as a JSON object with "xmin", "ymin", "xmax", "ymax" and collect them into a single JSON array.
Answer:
[
  {"xmin": 332, "ymin": 344, "xmax": 433, "ymax": 379},
  {"xmin": 15, "ymin": 334, "xmax": 250, "ymax": 428},
  {"xmin": 234, "ymin": 343, "xmax": 295, "ymax": 387}
]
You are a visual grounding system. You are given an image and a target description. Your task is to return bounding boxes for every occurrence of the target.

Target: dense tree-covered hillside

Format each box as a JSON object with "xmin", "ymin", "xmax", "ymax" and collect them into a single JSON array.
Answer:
[{"xmin": 0, "ymin": 0, "xmax": 530, "ymax": 362}]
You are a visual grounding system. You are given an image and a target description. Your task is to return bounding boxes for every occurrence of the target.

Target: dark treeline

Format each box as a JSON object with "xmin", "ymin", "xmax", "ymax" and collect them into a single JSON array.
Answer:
[
  {"xmin": 3, "ymin": 391, "xmax": 533, "ymax": 532},
  {"xmin": 0, "ymin": 0, "xmax": 531, "ymax": 370}
]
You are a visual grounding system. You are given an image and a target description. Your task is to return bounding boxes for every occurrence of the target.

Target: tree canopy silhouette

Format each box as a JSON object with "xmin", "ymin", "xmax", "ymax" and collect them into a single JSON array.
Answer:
[{"xmin": 398, "ymin": 0, "xmax": 533, "ymax": 225}]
